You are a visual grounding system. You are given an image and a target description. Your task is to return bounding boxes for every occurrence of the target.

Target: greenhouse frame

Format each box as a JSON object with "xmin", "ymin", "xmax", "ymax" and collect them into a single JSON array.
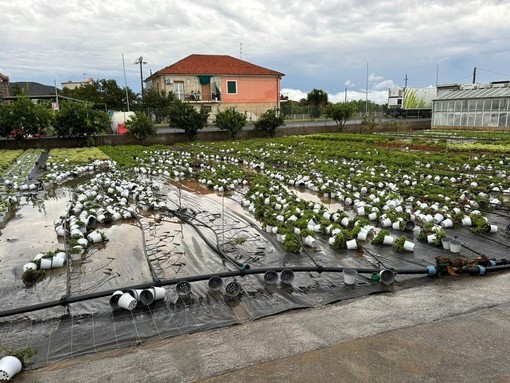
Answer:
[{"xmin": 432, "ymin": 83, "xmax": 510, "ymax": 130}]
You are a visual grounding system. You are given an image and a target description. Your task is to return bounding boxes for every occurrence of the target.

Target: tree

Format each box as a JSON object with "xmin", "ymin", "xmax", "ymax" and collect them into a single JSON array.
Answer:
[
  {"xmin": 61, "ymin": 79, "xmax": 137, "ymax": 111},
  {"xmin": 54, "ymin": 101, "xmax": 110, "ymax": 139},
  {"xmin": 324, "ymin": 102, "xmax": 358, "ymax": 131},
  {"xmin": 360, "ymin": 115, "xmax": 379, "ymax": 133},
  {"xmin": 0, "ymin": 94, "xmax": 54, "ymax": 143},
  {"xmin": 167, "ymin": 100, "xmax": 209, "ymax": 141},
  {"xmin": 306, "ymin": 89, "xmax": 328, "ymax": 118},
  {"xmin": 214, "ymin": 107, "xmax": 247, "ymax": 140},
  {"xmin": 254, "ymin": 108, "xmax": 285, "ymax": 137},
  {"xmin": 141, "ymin": 88, "xmax": 175, "ymax": 123},
  {"xmin": 125, "ymin": 111, "xmax": 157, "ymax": 144}
]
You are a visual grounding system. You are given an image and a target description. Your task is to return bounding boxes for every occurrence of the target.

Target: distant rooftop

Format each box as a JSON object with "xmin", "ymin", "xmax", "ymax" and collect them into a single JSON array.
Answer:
[{"xmin": 150, "ymin": 54, "xmax": 284, "ymax": 79}]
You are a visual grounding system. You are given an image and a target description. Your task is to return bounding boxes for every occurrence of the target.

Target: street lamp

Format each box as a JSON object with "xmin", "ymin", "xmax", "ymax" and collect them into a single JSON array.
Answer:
[{"xmin": 134, "ymin": 56, "xmax": 147, "ymax": 99}]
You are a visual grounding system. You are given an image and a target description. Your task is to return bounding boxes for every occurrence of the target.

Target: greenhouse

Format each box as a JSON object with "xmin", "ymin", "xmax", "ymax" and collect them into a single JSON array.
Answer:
[{"xmin": 432, "ymin": 83, "xmax": 510, "ymax": 130}]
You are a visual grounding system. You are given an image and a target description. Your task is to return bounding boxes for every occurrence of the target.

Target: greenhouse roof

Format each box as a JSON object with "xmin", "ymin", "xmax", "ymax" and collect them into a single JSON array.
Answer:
[{"xmin": 436, "ymin": 86, "xmax": 510, "ymax": 100}]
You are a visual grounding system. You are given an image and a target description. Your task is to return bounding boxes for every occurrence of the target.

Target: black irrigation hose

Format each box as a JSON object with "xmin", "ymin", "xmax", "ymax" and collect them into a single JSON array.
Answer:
[
  {"xmin": 171, "ymin": 208, "xmax": 249, "ymax": 271},
  {"xmin": 0, "ymin": 265, "xmax": 434, "ymax": 319}
]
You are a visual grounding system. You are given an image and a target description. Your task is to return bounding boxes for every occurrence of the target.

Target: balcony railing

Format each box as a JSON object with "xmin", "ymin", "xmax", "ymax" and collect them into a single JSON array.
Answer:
[{"xmin": 185, "ymin": 91, "xmax": 221, "ymax": 102}]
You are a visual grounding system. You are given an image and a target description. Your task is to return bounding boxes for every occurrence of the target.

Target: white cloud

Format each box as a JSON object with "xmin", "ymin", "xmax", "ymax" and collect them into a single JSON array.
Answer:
[{"xmin": 2, "ymin": 0, "xmax": 510, "ymax": 95}]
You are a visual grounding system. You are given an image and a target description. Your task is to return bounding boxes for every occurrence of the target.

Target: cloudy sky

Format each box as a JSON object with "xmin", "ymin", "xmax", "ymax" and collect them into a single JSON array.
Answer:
[{"xmin": 2, "ymin": 0, "xmax": 509, "ymax": 104}]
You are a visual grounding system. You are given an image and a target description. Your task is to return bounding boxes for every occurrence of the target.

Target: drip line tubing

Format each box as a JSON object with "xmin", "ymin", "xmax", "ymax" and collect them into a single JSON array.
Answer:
[
  {"xmin": 0, "ymin": 265, "xmax": 435, "ymax": 319},
  {"xmin": 171, "ymin": 208, "xmax": 249, "ymax": 270}
]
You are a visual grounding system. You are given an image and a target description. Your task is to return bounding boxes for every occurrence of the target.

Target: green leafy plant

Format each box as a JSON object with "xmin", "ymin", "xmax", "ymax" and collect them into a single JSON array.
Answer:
[
  {"xmin": 393, "ymin": 236, "xmax": 407, "ymax": 253},
  {"xmin": 214, "ymin": 107, "xmax": 247, "ymax": 140},
  {"xmin": 125, "ymin": 111, "xmax": 158, "ymax": 144},
  {"xmin": 372, "ymin": 229, "xmax": 390, "ymax": 245},
  {"xmin": 254, "ymin": 108, "xmax": 285, "ymax": 137},
  {"xmin": 21, "ymin": 268, "xmax": 46, "ymax": 287}
]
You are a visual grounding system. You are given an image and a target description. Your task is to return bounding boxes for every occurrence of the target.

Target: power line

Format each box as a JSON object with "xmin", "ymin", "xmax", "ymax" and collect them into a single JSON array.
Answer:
[{"xmin": 476, "ymin": 68, "xmax": 510, "ymax": 78}]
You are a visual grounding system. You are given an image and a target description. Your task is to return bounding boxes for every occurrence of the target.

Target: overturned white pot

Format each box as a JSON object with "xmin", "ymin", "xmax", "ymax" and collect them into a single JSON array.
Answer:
[
  {"xmin": 87, "ymin": 230, "xmax": 103, "ymax": 243},
  {"xmin": 383, "ymin": 235, "xmax": 394, "ymax": 245},
  {"xmin": 404, "ymin": 240, "xmax": 415, "ymax": 252},
  {"xmin": 140, "ymin": 287, "xmax": 166, "ymax": 305},
  {"xmin": 0, "ymin": 355, "xmax": 22, "ymax": 380},
  {"xmin": 118, "ymin": 292, "xmax": 137, "ymax": 310},
  {"xmin": 346, "ymin": 239, "xmax": 358, "ymax": 250},
  {"xmin": 441, "ymin": 218, "xmax": 453, "ymax": 228}
]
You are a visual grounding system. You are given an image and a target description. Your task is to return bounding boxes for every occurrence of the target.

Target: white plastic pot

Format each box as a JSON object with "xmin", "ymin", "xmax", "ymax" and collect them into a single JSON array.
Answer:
[
  {"xmin": 140, "ymin": 287, "xmax": 166, "ymax": 305},
  {"xmin": 117, "ymin": 292, "xmax": 137, "ymax": 310},
  {"xmin": 304, "ymin": 235, "xmax": 316, "ymax": 247},
  {"xmin": 380, "ymin": 218, "xmax": 391, "ymax": 227},
  {"xmin": 404, "ymin": 240, "xmax": 415, "ymax": 252},
  {"xmin": 461, "ymin": 216, "xmax": 472, "ymax": 226},
  {"xmin": 427, "ymin": 234, "xmax": 437, "ymax": 244},
  {"xmin": 51, "ymin": 256, "xmax": 65, "ymax": 268},
  {"xmin": 383, "ymin": 235, "xmax": 394, "ymax": 245},
  {"xmin": 449, "ymin": 240, "xmax": 462, "ymax": 253},
  {"xmin": 441, "ymin": 237, "xmax": 451, "ymax": 250},
  {"xmin": 441, "ymin": 218, "xmax": 453, "ymax": 228},
  {"xmin": 23, "ymin": 262, "xmax": 37, "ymax": 272},
  {"xmin": 346, "ymin": 239, "xmax": 358, "ymax": 250},
  {"xmin": 0, "ymin": 355, "xmax": 22, "ymax": 380},
  {"xmin": 87, "ymin": 231, "xmax": 103, "ymax": 243},
  {"xmin": 109, "ymin": 290, "xmax": 124, "ymax": 309}
]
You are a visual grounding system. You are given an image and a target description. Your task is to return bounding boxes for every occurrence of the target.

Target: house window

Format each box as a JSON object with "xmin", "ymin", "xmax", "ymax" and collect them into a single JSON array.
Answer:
[
  {"xmin": 174, "ymin": 82, "xmax": 184, "ymax": 101},
  {"xmin": 227, "ymin": 81, "xmax": 237, "ymax": 94}
]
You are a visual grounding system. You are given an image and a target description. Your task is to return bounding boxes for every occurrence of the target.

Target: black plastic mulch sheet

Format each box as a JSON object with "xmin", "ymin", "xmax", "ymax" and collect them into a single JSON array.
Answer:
[{"xmin": 0, "ymin": 179, "xmax": 508, "ymax": 369}]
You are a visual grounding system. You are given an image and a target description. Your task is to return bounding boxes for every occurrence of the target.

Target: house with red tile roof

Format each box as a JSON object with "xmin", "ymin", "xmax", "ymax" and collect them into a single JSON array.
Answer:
[{"xmin": 145, "ymin": 54, "xmax": 284, "ymax": 120}]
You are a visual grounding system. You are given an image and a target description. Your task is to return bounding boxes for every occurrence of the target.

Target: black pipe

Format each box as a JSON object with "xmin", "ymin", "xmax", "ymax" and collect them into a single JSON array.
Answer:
[
  {"xmin": 465, "ymin": 263, "xmax": 510, "ymax": 276},
  {"xmin": 0, "ymin": 265, "xmax": 433, "ymax": 319}
]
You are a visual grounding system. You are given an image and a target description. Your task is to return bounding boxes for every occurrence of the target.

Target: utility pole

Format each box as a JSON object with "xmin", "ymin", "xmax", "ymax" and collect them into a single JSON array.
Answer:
[
  {"xmin": 134, "ymin": 56, "xmax": 147, "ymax": 100},
  {"xmin": 404, "ymin": 74, "xmax": 408, "ymax": 88},
  {"xmin": 472, "ymin": 67, "xmax": 477, "ymax": 84},
  {"xmin": 365, "ymin": 62, "xmax": 368, "ymax": 115},
  {"xmin": 122, "ymin": 53, "xmax": 130, "ymax": 112},
  {"xmin": 344, "ymin": 87, "xmax": 347, "ymax": 103}
]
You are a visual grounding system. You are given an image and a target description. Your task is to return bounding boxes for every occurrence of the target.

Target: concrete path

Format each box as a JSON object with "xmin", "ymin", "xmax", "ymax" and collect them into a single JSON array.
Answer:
[{"xmin": 20, "ymin": 272, "xmax": 510, "ymax": 383}]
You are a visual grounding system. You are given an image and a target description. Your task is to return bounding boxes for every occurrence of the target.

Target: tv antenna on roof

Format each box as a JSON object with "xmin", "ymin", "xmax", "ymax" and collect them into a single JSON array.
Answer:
[{"xmin": 240, "ymin": 42, "xmax": 243, "ymax": 60}]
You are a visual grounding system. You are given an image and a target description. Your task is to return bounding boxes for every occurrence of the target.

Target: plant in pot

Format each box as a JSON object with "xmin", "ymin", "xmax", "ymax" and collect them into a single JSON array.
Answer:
[
  {"xmin": 372, "ymin": 229, "xmax": 391, "ymax": 245},
  {"xmin": 393, "ymin": 235, "xmax": 408, "ymax": 253}
]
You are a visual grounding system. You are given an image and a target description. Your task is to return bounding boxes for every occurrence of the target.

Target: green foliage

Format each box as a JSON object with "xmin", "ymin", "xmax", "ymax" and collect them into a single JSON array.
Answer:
[
  {"xmin": 54, "ymin": 101, "xmax": 111, "ymax": 138},
  {"xmin": 61, "ymin": 78, "xmax": 136, "ymax": 111},
  {"xmin": 0, "ymin": 344, "xmax": 38, "ymax": 366},
  {"xmin": 253, "ymin": 108, "xmax": 285, "ymax": 137},
  {"xmin": 324, "ymin": 102, "xmax": 357, "ymax": 130},
  {"xmin": 0, "ymin": 94, "xmax": 54, "ymax": 141},
  {"xmin": 372, "ymin": 229, "xmax": 390, "ymax": 245},
  {"xmin": 141, "ymin": 88, "xmax": 175, "ymax": 122},
  {"xmin": 125, "ymin": 111, "xmax": 157, "ymax": 144},
  {"xmin": 167, "ymin": 100, "xmax": 209, "ymax": 141},
  {"xmin": 0, "ymin": 149, "xmax": 23, "ymax": 172},
  {"xmin": 360, "ymin": 115, "xmax": 379, "ymax": 133},
  {"xmin": 214, "ymin": 107, "xmax": 247, "ymax": 140},
  {"xmin": 21, "ymin": 268, "xmax": 46, "ymax": 287},
  {"xmin": 393, "ymin": 236, "xmax": 407, "ymax": 253},
  {"xmin": 283, "ymin": 234, "xmax": 301, "ymax": 253},
  {"xmin": 306, "ymin": 89, "xmax": 328, "ymax": 118},
  {"xmin": 47, "ymin": 147, "xmax": 110, "ymax": 165}
]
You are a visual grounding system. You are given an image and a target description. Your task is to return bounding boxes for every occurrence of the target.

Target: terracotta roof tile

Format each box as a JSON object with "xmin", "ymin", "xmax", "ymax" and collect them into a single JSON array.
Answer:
[{"xmin": 153, "ymin": 54, "xmax": 284, "ymax": 77}]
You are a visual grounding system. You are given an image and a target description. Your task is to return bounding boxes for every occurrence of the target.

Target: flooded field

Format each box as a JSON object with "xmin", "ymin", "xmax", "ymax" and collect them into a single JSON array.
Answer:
[{"xmin": 0, "ymin": 136, "xmax": 509, "ymax": 369}]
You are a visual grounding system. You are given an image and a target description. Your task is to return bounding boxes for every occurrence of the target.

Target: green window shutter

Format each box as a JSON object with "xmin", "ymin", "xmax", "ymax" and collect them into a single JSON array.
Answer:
[{"xmin": 227, "ymin": 81, "xmax": 237, "ymax": 94}]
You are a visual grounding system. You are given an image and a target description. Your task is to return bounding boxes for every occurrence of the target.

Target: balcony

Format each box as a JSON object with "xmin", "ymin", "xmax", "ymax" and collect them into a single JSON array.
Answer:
[{"xmin": 184, "ymin": 91, "xmax": 221, "ymax": 103}]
